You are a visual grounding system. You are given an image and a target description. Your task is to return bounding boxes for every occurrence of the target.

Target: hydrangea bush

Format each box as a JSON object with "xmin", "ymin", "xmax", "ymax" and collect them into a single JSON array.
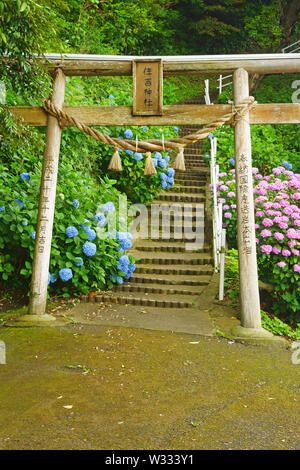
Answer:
[
  {"xmin": 95, "ymin": 125, "xmax": 178, "ymax": 203},
  {"xmin": 0, "ymin": 160, "xmax": 136, "ymax": 296},
  {"xmin": 211, "ymin": 165, "xmax": 300, "ymax": 320}
]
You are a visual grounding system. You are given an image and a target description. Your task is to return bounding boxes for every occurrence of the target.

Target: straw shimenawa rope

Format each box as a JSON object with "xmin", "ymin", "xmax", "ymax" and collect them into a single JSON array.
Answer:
[{"xmin": 42, "ymin": 96, "xmax": 257, "ymax": 153}]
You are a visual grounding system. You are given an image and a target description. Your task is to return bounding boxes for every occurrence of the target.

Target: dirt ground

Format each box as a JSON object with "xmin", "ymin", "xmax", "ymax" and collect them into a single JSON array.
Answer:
[{"xmin": 0, "ymin": 321, "xmax": 299, "ymax": 450}]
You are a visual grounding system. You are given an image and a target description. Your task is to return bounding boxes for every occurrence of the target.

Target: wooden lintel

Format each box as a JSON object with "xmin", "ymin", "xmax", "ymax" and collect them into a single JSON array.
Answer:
[
  {"xmin": 8, "ymin": 103, "xmax": 300, "ymax": 127},
  {"xmin": 42, "ymin": 58, "xmax": 300, "ymax": 76}
]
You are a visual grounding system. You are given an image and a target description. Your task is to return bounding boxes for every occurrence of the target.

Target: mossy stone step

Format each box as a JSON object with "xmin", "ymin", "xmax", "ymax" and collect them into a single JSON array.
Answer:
[
  {"xmin": 130, "ymin": 250, "xmax": 212, "ymax": 265},
  {"xmin": 154, "ymin": 193, "xmax": 206, "ymax": 203},
  {"xmin": 133, "ymin": 240, "xmax": 210, "ymax": 253},
  {"xmin": 117, "ymin": 282, "xmax": 206, "ymax": 296},
  {"xmin": 129, "ymin": 273, "xmax": 212, "ymax": 286},
  {"xmin": 94, "ymin": 292, "xmax": 198, "ymax": 308},
  {"xmin": 135, "ymin": 264, "xmax": 213, "ymax": 275}
]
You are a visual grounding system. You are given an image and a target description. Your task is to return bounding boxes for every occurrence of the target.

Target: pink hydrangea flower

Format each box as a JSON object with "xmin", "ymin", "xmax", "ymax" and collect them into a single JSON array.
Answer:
[
  {"xmin": 282, "ymin": 249, "xmax": 291, "ymax": 257},
  {"xmin": 277, "ymin": 261, "xmax": 286, "ymax": 268},
  {"xmin": 272, "ymin": 246, "xmax": 281, "ymax": 254},
  {"xmin": 274, "ymin": 232, "xmax": 284, "ymax": 241},
  {"xmin": 262, "ymin": 218, "xmax": 273, "ymax": 227},
  {"xmin": 227, "ymin": 191, "xmax": 235, "ymax": 198},
  {"xmin": 224, "ymin": 212, "xmax": 232, "ymax": 219},
  {"xmin": 261, "ymin": 229, "xmax": 272, "ymax": 238},
  {"xmin": 293, "ymin": 264, "xmax": 300, "ymax": 273},
  {"xmin": 292, "ymin": 249, "xmax": 299, "ymax": 256},
  {"xmin": 261, "ymin": 244, "xmax": 273, "ymax": 254}
]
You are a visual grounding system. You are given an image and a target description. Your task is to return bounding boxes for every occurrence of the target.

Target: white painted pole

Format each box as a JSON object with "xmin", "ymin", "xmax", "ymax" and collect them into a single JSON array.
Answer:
[
  {"xmin": 28, "ymin": 69, "xmax": 66, "ymax": 316},
  {"xmin": 233, "ymin": 68, "xmax": 261, "ymax": 329},
  {"xmin": 219, "ymin": 229, "xmax": 226, "ymax": 301},
  {"xmin": 219, "ymin": 75, "xmax": 222, "ymax": 95}
]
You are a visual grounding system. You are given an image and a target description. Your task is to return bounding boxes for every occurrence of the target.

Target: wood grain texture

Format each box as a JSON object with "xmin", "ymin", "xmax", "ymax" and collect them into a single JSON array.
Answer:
[
  {"xmin": 234, "ymin": 68, "xmax": 261, "ymax": 329},
  {"xmin": 28, "ymin": 69, "xmax": 66, "ymax": 315},
  {"xmin": 42, "ymin": 58, "xmax": 300, "ymax": 76},
  {"xmin": 9, "ymin": 103, "xmax": 300, "ymax": 126}
]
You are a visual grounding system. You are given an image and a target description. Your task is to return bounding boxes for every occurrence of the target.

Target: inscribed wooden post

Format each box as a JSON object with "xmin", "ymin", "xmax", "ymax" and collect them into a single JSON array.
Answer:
[
  {"xmin": 133, "ymin": 59, "xmax": 163, "ymax": 116},
  {"xmin": 28, "ymin": 69, "xmax": 66, "ymax": 315},
  {"xmin": 234, "ymin": 68, "xmax": 261, "ymax": 329}
]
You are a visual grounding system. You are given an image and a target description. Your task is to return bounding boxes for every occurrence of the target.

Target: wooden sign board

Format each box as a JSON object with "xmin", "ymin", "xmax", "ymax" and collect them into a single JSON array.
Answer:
[{"xmin": 132, "ymin": 59, "xmax": 163, "ymax": 116}]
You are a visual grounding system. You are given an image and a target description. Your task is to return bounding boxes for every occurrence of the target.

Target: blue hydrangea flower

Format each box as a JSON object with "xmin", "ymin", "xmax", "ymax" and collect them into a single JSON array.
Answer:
[
  {"xmin": 125, "ymin": 150, "xmax": 133, "ymax": 155},
  {"xmin": 94, "ymin": 213, "xmax": 106, "ymax": 227},
  {"xmin": 160, "ymin": 173, "xmax": 167, "ymax": 181},
  {"xmin": 142, "ymin": 126, "xmax": 148, "ymax": 132},
  {"xmin": 81, "ymin": 223, "xmax": 91, "ymax": 233},
  {"xmin": 74, "ymin": 257, "xmax": 84, "ymax": 267},
  {"xmin": 0, "ymin": 206, "xmax": 5, "ymax": 212},
  {"xmin": 59, "ymin": 268, "xmax": 73, "ymax": 282},
  {"xmin": 124, "ymin": 129, "xmax": 133, "ymax": 139},
  {"xmin": 167, "ymin": 183, "xmax": 172, "ymax": 189},
  {"xmin": 134, "ymin": 152, "xmax": 143, "ymax": 162},
  {"xmin": 167, "ymin": 168, "xmax": 175, "ymax": 178},
  {"xmin": 48, "ymin": 273, "xmax": 51, "ymax": 285},
  {"xmin": 229, "ymin": 158, "xmax": 235, "ymax": 165},
  {"xmin": 288, "ymin": 163, "xmax": 292, "ymax": 170},
  {"xmin": 73, "ymin": 199, "xmax": 80, "ymax": 209},
  {"xmin": 283, "ymin": 161, "xmax": 289, "ymax": 168},
  {"xmin": 109, "ymin": 102, "xmax": 114, "ymax": 106},
  {"xmin": 158, "ymin": 159, "xmax": 167, "ymax": 169},
  {"xmin": 83, "ymin": 242, "xmax": 96, "ymax": 257},
  {"xmin": 204, "ymin": 154, "xmax": 210, "ymax": 159},
  {"xmin": 86, "ymin": 228, "xmax": 96, "ymax": 241},
  {"xmin": 173, "ymin": 127, "xmax": 179, "ymax": 133},
  {"xmin": 164, "ymin": 155, "xmax": 170, "ymax": 163},
  {"xmin": 31, "ymin": 232, "xmax": 36, "ymax": 240},
  {"xmin": 66, "ymin": 226, "xmax": 78, "ymax": 238},
  {"xmin": 103, "ymin": 201, "xmax": 115, "ymax": 214},
  {"xmin": 50, "ymin": 273, "xmax": 57, "ymax": 283},
  {"xmin": 108, "ymin": 94, "xmax": 114, "ymax": 100},
  {"xmin": 208, "ymin": 133, "xmax": 213, "ymax": 140},
  {"xmin": 117, "ymin": 254, "xmax": 130, "ymax": 274},
  {"xmin": 20, "ymin": 172, "xmax": 30, "ymax": 182},
  {"xmin": 166, "ymin": 176, "xmax": 174, "ymax": 184},
  {"xmin": 14, "ymin": 199, "xmax": 24, "ymax": 208},
  {"xmin": 161, "ymin": 181, "xmax": 167, "ymax": 189},
  {"xmin": 155, "ymin": 132, "xmax": 160, "ymax": 137},
  {"xmin": 110, "ymin": 274, "xmax": 123, "ymax": 284},
  {"xmin": 152, "ymin": 158, "xmax": 157, "ymax": 167},
  {"xmin": 125, "ymin": 263, "xmax": 136, "ymax": 280},
  {"xmin": 154, "ymin": 152, "xmax": 162, "ymax": 160},
  {"xmin": 116, "ymin": 232, "xmax": 132, "ymax": 251}
]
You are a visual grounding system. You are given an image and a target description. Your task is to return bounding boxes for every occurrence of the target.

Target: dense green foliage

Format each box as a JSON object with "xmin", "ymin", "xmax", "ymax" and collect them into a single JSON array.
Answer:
[{"xmin": 0, "ymin": 0, "xmax": 299, "ymax": 315}]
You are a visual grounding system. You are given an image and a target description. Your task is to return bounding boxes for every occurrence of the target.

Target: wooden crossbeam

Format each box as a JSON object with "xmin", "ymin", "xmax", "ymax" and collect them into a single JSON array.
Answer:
[
  {"xmin": 8, "ymin": 103, "xmax": 300, "ymax": 127},
  {"xmin": 40, "ymin": 54, "xmax": 300, "ymax": 76}
]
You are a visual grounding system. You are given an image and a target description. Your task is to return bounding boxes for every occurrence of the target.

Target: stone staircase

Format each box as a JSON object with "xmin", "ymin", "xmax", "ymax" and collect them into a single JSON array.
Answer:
[{"xmin": 93, "ymin": 114, "xmax": 215, "ymax": 310}]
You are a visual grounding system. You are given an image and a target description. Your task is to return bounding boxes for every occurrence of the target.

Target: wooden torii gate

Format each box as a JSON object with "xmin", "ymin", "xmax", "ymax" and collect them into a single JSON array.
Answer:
[{"xmin": 9, "ymin": 53, "xmax": 300, "ymax": 336}]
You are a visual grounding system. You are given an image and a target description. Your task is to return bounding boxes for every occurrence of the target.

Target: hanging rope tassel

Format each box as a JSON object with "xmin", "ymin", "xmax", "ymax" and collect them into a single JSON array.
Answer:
[
  {"xmin": 173, "ymin": 146, "xmax": 185, "ymax": 171},
  {"xmin": 108, "ymin": 148, "xmax": 122, "ymax": 171},
  {"xmin": 144, "ymin": 152, "xmax": 157, "ymax": 175}
]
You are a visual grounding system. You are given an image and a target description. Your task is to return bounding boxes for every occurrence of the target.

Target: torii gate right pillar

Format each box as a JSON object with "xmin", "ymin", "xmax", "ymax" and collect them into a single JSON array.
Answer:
[{"xmin": 233, "ymin": 68, "xmax": 262, "ymax": 330}]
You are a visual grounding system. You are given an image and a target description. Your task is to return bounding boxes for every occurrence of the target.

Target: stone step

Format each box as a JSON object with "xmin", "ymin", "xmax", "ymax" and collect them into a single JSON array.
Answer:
[
  {"xmin": 129, "ymin": 273, "xmax": 212, "ymax": 286},
  {"xmin": 133, "ymin": 240, "xmax": 210, "ymax": 253},
  {"xmin": 173, "ymin": 185, "xmax": 205, "ymax": 194},
  {"xmin": 95, "ymin": 291, "xmax": 198, "ymax": 308},
  {"xmin": 135, "ymin": 264, "xmax": 213, "ymax": 275},
  {"xmin": 154, "ymin": 193, "xmax": 206, "ymax": 203},
  {"xmin": 175, "ymin": 179, "xmax": 206, "ymax": 186},
  {"xmin": 117, "ymin": 282, "xmax": 206, "ymax": 296},
  {"xmin": 131, "ymin": 251, "xmax": 212, "ymax": 265}
]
